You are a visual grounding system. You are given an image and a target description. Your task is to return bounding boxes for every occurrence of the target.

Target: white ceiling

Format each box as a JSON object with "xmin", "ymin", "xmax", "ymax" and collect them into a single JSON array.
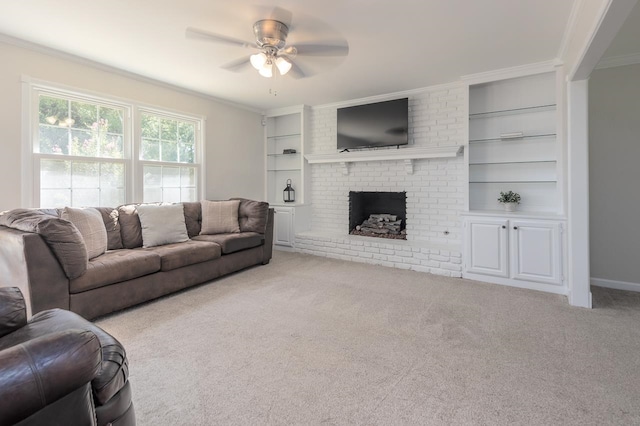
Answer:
[{"xmin": 1, "ymin": 0, "xmax": 576, "ymax": 110}]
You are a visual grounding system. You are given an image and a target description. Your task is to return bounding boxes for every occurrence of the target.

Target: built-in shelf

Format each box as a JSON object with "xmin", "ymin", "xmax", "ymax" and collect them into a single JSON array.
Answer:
[
  {"xmin": 267, "ymin": 133, "xmax": 301, "ymax": 140},
  {"xmin": 305, "ymin": 145, "xmax": 463, "ymax": 175},
  {"xmin": 469, "ymin": 133, "xmax": 556, "ymax": 143},
  {"xmin": 469, "ymin": 104, "xmax": 556, "ymax": 119},
  {"xmin": 267, "ymin": 153, "xmax": 300, "ymax": 157},
  {"xmin": 469, "ymin": 160, "xmax": 556, "ymax": 166},
  {"xmin": 267, "ymin": 168, "xmax": 301, "ymax": 172},
  {"xmin": 469, "ymin": 180, "xmax": 557, "ymax": 184}
]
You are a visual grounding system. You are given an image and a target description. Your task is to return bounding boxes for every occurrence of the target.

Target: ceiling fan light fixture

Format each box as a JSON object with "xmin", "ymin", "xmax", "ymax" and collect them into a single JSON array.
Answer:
[
  {"xmin": 250, "ymin": 52, "xmax": 267, "ymax": 70},
  {"xmin": 258, "ymin": 63, "xmax": 273, "ymax": 78},
  {"xmin": 275, "ymin": 57, "xmax": 292, "ymax": 76}
]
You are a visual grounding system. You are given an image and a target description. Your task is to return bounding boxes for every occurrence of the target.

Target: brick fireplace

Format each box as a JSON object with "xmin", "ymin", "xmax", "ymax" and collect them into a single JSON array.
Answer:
[
  {"xmin": 349, "ymin": 191, "xmax": 407, "ymax": 239},
  {"xmin": 294, "ymin": 84, "xmax": 466, "ymax": 277}
]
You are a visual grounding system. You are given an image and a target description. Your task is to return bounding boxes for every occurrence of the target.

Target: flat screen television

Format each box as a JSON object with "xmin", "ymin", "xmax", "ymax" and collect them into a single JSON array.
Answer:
[{"xmin": 337, "ymin": 98, "xmax": 408, "ymax": 150}]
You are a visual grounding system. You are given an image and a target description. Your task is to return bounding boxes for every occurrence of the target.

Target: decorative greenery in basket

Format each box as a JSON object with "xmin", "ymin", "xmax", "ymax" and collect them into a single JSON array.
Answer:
[
  {"xmin": 497, "ymin": 191, "xmax": 521, "ymax": 204},
  {"xmin": 498, "ymin": 191, "xmax": 521, "ymax": 212}
]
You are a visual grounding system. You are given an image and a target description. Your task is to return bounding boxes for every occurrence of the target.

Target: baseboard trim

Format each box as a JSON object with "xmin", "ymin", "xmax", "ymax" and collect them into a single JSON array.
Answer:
[{"xmin": 591, "ymin": 277, "xmax": 640, "ymax": 292}]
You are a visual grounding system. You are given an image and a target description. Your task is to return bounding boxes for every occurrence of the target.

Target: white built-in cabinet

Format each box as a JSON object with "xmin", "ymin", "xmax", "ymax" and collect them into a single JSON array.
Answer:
[
  {"xmin": 265, "ymin": 106, "xmax": 311, "ymax": 248},
  {"xmin": 463, "ymin": 69, "xmax": 567, "ymax": 295}
]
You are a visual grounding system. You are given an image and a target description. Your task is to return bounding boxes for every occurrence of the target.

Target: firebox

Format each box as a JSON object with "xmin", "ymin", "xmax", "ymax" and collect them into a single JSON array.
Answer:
[{"xmin": 349, "ymin": 191, "xmax": 407, "ymax": 239}]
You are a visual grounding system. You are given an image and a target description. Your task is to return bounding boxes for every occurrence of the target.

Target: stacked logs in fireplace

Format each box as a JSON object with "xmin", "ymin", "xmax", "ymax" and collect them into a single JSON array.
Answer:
[{"xmin": 351, "ymin": 214, "xmax": 406, "ymax": 239}]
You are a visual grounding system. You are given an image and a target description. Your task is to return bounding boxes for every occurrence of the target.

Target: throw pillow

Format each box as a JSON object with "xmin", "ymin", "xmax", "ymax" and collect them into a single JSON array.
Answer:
[
  {"xmin": 136, "ymin": 204, "xmax": 189, "ymax": 247},
  {"xmin": 200, "ymin": 200, "xmax": 240, "ymax": 235},
  {"xmin": 61, "ymin": 207, "xmax": 108, "ymax": 260}
]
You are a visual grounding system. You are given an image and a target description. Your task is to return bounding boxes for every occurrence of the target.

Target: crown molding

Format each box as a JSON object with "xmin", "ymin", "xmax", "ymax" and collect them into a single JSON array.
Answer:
[
  {"xmin": 0, "ymin": 32, "xmax": 263, "ymax": 115},
  {"xmin": 557, "ymin": 0, "xmax": 585, "ymax": 61},
  {"xmin": 460, "ymin": 59, "xmax": 562, "ymax": 85},
  {"xmin": 595, "ymin": 52, "xmax": 640, "ymax": 69},
  {"xmin": 312, "ymin": 80, "xmax": 464, "ymax": 110}
]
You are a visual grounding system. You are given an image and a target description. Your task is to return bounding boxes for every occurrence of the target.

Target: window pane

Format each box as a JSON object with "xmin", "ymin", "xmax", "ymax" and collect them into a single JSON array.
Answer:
[
  {"xmin": 161, "ymin": 140, "xmax": 178, "ymax": 162},
  {"xmin": 71, "ymin": 102, "xmax": 97, "ymax": 130},
  {"xmin": 39, "ymin": 96, "xmax": 68, "ymax": 125},
  {"xmin": 72, "ymin": 162, "xmax": 99, "ymax": 188},
  {"xmin": 178, "ymin": 122, "xmax": 195, "ymax": 143},
  {"xmin": 101, "ymin": 134, "xmax": 123, "ymax": 159},
  {"xmin": 178, "ymin": 143, "xmax": 195, "ymax": 163},
  {"xmin": 39, "ymin": 126, "xmax": 69, "ymax": 154},
  {"xmin": 101, "ymin": 188, "xmax": 125, "ymax": 207},
  {"xmin": 70, "ymin": 129, "xmax": 96, "ymax": 157},
  {"xmin": 162, "ymin": 166, "xmax": 180, "ymax": 187},
  {"xmin": 160, "ymin": 119, "xmax": 177, "ymax": 142},
  {"xmin": 100, "ymin": 163, "xmax": 125, "ymax": 188},
  {"xmin": 143, "ymin": 165, "xmax": 162, "ymax": 187},
  {"xmin": 162, "ymin": 188, "xmax": 181, "ymax": 203},
  {"xmin": 144, "ymin": 187, "xmax": 162, "ymax": 203},
  {"xmin": 101, "ymin": 107, "xmax": 123, "ymax": 134},
  {"xmin": 41, "ymin": 159, "xmax": 71, "ymax": 189},
  {"xmin": 141, "ymin": 114, "xmax": 159, "ymax": 139},
  {"xmin": 141, "ymin": 138, "xmax": 160, "ymax": 161},
  {"xmin": 73, "ymin": 188, "xmax": 100, "ymax": 207},
  {"xmin": 41, "ymin": 189, "xmax": 70, "ymax": 208},
  {"xmin": 181, "ymin": 167, "xmax": 196, "ymax": 187}
]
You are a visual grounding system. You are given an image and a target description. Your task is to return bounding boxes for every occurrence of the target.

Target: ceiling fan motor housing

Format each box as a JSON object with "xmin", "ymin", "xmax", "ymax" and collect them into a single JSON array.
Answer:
[{"xmin": 253, "ymin": 19, "xmax": 289, "ymax": 49}]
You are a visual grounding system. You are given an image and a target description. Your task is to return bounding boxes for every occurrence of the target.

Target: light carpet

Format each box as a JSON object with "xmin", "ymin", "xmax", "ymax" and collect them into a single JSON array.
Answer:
[{"xmin": 96, "ymin": 251, "xmax": 640, "ymax": 425}]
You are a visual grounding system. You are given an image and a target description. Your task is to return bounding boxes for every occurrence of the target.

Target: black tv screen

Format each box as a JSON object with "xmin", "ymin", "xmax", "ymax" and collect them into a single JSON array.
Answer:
[{"xmin": 337, "ymin": 98, "xmax": 408, "ymax": 150}]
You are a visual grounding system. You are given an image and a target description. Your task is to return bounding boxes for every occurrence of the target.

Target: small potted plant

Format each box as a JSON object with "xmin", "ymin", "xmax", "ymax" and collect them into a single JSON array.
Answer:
[{"xmin": 498, "ymin": 191, "xmax": 521, "ymax": 212}]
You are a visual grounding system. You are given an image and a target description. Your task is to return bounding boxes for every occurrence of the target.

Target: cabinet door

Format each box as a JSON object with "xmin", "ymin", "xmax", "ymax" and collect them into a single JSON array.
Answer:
[
  {"xmin": 510, "ymin": 220, "xmax": 562, "ymax": 285},
  {"xmin": 274, "ymin": 207, "xmax": 294, "ymax": 247},
  {"xmin": 464, "ymin": 218, "xmax": 509, "ymax": 277}
]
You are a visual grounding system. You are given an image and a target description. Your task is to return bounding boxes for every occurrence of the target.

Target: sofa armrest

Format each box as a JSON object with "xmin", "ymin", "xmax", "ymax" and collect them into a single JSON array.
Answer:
[
  {"xmin": 0, "ymin": 226, "xmax": 70, "ymax": 317},
  {"xmin": 0, "ymin": 329, "xmax": 102, "ymax": 425},
  {"xmin": 0, "ymin": 287, "xmax": 26, "ymax": 338},
  {"xmin": 262, "ymin": 208, "xmax": 274, "ymax": 264}
]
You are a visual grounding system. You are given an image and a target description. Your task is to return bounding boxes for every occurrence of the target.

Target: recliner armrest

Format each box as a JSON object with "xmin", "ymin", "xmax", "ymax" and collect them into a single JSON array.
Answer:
[
  {"xmin": 0, "ymin": 287, "xmax": 26, "ymax": 338},
  {"xmin": 0, "ymin": 329, "xmax": 102, "ymax": 425}
]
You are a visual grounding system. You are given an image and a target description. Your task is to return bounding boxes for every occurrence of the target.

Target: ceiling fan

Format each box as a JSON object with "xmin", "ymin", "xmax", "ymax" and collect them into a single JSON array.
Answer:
[{"xmin": 185, "ymin": 17, "xmax": 348, "ymax": 79}]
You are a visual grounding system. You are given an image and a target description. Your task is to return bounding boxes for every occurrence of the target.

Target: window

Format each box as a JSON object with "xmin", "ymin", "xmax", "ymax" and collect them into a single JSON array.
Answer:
[
  {"xmin": 139, "ymin": 112, "xmax": 199, "ymax": 203},
  {"xmin": 36, "ymin": 94, "xmax": 127, "ymax": 207},
  {"xmin": 28, "ymin": 83, "xmax": 203, "ymax": 207}
]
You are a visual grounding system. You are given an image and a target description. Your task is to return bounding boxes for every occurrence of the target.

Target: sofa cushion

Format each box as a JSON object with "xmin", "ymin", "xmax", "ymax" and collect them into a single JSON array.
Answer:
[
  {"xmin": 136, "ymin": 204, "xmax": 189, "ymax": 248},
  {"xmin": 0, "ymin": 308, "xmax": 129, "ymax": 406},
  {"xmin": 0, "ymin": 209, "xmax": 88, "ymax": 279},
  {"xmin": 144, "ymin": 240, "xmax": 222, "ymax": 271},
  {"xmin": 192, "ymin": 232, "xmax": 263, "ymax": 254},
  {"xmin": 0, "ymin": 287, "xmax": 26, "ymax": 339},
  {"xmin": 61, "ymin": 207, "xmax": 108, "ymax": 260},
  {"xmin": 232, "ymin": 198, "xmax": 269, "ymax": 233},
  {"xmin": 70, "ymin": 250, "xmax": 161, "ymax": 293},
  {"xmin": 200, "ymin": 200, "xmax": 240, "ymax": 234},
  {"xmin": 117, "ymin": 204, "xmax": 144, "ymax": 249},
  {"xmin": 94, "ymin": 207, "xmax": 123, "ymax": 250},
  {"xmin": 182, "ymin": 202, "xmax": 202, "ymax": 238}
]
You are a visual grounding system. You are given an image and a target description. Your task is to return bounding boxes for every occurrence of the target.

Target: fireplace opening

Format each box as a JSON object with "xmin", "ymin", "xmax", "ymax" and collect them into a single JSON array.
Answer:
[{"xmin": 349, "ymin": 191, "xmax": 407, "ymax": 240}]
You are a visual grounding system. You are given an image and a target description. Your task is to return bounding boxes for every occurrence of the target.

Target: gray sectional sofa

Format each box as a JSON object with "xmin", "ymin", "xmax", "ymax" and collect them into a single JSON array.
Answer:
[{"xmin": 0, "ymin": 199, "xmax": 273, "ymax": 320}]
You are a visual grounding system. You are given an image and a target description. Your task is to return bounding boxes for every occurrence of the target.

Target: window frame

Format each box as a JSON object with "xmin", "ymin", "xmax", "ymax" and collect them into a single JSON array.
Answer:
[{"xmin": 23, "ymin": 78, "xmax": 205, "ymax": 207}]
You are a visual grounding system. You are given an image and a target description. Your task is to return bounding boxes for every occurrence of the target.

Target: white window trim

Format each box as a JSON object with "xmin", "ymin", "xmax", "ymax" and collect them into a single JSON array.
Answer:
[{"xmin": 22, "ymin": 76, "xmax": 206, "ymax": 207}]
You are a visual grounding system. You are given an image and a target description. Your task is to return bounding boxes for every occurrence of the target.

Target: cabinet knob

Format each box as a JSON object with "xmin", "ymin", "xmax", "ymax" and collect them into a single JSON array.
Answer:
[
  {"xmin": 501, "ymin": 225, "xmax": 506, "ymax": 229},
  {"xmin": 513, "ymin": 226, "xmax": 518, "ymax": 230}
]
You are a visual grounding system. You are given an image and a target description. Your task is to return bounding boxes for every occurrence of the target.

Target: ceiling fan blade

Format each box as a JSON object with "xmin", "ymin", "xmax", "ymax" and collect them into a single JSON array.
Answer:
[
  {"xmin": 287, "ymin": 61, "xmax": 305, "ymax": 79},
  {"xmin": 185, "ymin": 27, "xmax": 256, "ymax": 49},
  {"xmin": 220, "ymin": 56, "xmax": 252, "ymax": 72},
  {"xmin": 291, "ymin": 43, "xmax": 349, "ymax": 57}
]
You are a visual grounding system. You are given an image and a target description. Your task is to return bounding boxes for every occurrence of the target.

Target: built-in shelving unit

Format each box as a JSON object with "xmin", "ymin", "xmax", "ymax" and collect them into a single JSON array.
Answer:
[
  {"xmin": 468, "ymin": 72, "xmax": 561, "ymax": 213},
  {"xmin": 264, "ymin": 106, "xmax": 311, "ymax": 248}
]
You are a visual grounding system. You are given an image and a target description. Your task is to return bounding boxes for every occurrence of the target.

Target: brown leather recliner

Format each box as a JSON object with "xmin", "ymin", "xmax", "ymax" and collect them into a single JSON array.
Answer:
[{"xmin": 0, "ymin": 287, "xmax": 135, "ymax": 426}]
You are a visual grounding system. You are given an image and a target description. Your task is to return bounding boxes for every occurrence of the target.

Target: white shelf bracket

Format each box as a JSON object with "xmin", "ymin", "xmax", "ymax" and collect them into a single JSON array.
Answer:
[
  {"xmin": 404, "ymin": 159, "xmax": 414, "ymax": 175},
  {"xmin": 340, "ymin": 162, "xmax": 350, "ymax": 175}
]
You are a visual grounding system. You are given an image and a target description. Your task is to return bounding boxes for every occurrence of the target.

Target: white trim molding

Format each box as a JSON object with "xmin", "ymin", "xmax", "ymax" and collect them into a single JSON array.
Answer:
[
  {"xmin": 595, "ymin": 53, "xmax": 640, "ymax": 69},
  {"xmin": 591, "ymin": 277, "xmax": 640, "ymax": 292},
  {"xmin": 460, "ymin": 60, "xmax": 562, "ymax": 85}
]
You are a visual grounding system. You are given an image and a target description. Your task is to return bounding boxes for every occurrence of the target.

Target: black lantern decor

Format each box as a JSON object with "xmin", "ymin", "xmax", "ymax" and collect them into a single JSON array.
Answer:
[{"xmin": 283, "ymin": 179, "xmax": 295, "ymax": 203}]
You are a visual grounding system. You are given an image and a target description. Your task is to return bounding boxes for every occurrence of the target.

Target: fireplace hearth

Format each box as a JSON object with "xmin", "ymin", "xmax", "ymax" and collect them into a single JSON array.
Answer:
[{"xmin": 349, "ymin": 191, "xmax": 407, "ymax": 240}]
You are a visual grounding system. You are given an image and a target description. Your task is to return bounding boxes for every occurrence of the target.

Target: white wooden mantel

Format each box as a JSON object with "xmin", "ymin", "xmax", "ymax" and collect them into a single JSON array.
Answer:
[{"xmin": 304, "ymin": 145, "xmax": 464, "ymax": 175}]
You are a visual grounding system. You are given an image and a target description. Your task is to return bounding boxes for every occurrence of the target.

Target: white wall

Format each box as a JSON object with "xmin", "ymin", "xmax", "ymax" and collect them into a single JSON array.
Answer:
[
  {"xmin": 0, "ymin": 39, "xmax": 264, "ymax": 211},
  {"xmin": 589, "ymin": 63, "xmax": 640, "ymax": 286}
]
